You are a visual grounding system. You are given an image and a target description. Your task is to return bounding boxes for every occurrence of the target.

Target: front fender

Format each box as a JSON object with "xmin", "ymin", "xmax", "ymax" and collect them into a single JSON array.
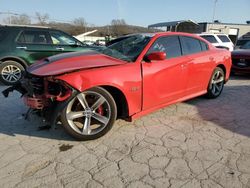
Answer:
[{"xmin": 55, "ymin": 63, "xmax": 142, "ymax": 116}]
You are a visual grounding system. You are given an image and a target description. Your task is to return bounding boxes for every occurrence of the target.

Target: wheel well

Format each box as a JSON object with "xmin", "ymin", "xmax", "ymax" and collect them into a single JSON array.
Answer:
[
  {"xmin": 0, "ymin": 57, "xmax": 28, "ymax": 69},
  {"xmin": 217, "ymin": 64, "xmax": 226, "ymax": 76},
  {"xmin": 102, "ymin": 86, "xmax": 129, "ymax": 119}
]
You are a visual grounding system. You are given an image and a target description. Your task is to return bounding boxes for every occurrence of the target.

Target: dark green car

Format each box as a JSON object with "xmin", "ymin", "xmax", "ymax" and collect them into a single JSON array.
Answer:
[{"xmin": 0, "ymin": 25, "xmax": 90, "ymax": 85}]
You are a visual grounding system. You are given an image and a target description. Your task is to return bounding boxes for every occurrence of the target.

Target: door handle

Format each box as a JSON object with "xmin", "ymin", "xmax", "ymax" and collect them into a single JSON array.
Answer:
[
  {"xmin": 16, "ymin": 46, "xmax": 27, "ymax": 50},
  {"xmin": 56, "ymin": 47, "xmax": 64, "ymax": 51}
]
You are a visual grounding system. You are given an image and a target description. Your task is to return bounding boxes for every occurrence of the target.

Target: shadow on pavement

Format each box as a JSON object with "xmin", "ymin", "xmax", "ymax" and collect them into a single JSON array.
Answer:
[
  {"xmin": 0, "ymin": 85, "xmax": 75, "ymax": 141},
  {"xmin": 186, "ymin": 81, "xmax": 250, "ymax": 138}
]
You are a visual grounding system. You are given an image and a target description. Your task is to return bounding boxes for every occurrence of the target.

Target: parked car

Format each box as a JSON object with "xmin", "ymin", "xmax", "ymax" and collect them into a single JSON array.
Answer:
[
  {"xmin": 0, "ymin": 25, "xmax": 90, "ymax": 85},
  {"xmin": 198, "ymin": 33, "xmax": 234, "ymax": 51},
  {"xmin": 235, "ymin": 39, "xmax": 250, "ymax": 49},
  {"xmin": 3, "ymin": 32, "xmax": 231, "ymax": 140},
  {"xmin": 83, "ymin": 40, "xmax": 95, "ymax": 46},
  {"xmin": 231, "ymin": 41, "xmax": 250, "ymax": 74}
]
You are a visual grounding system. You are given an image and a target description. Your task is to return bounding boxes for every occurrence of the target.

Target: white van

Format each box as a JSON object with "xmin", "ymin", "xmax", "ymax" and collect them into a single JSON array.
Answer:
[{"xmin": 198, "ymin": 33, "xmax": 234, "ymax": 51}]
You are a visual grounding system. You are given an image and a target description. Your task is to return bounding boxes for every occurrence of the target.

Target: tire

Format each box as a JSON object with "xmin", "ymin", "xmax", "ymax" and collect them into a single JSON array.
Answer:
[
  {"xmin": 206, "ymin": 67, "xmax": 225, "ymax": 99},
  {"xmin": 61, "ymin": 87, "xmax": 117, "ymax": 140},
  {"xmin": 0, "ymin": 60, "xmax": 25, "ymax": 85}
]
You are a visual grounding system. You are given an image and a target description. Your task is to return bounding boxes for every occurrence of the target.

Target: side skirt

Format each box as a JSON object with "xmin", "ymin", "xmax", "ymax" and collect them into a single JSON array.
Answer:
[{"xmin": 129, "ymin": 90, "xmax": 207, "ymax": 121}]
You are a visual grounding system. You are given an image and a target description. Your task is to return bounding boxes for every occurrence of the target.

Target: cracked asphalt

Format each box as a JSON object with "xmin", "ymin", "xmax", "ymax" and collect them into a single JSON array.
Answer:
[{"xmin": 0, "ymin": 75, "xmax": 250, "ymax": 188}]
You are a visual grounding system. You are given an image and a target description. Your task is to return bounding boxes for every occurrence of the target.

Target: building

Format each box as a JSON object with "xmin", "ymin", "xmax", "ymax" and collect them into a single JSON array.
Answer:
[
  {"xmin": 198, "ymin": 22, "xmax": 250, "ymax": 43},
  {"xmin": 148, "ymin": 20, "xmax": 200, "ymax": 33},
  {"xmin": 148, "ymin": 20, "xmax": 250, "ymax": 44}
]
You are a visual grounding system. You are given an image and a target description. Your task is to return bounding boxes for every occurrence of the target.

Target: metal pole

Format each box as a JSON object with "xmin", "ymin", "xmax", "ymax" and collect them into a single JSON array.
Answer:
[
  {"xmin": 212, "ymin": 0, "xmax": 218, "ymax": 23},
  {"xmin": 210, "ymin": 0, "xmax": 218, "ymax": 32},
  {"xmin": 8, "ymin": 11, "xmax": 11, "ymax": 24}
]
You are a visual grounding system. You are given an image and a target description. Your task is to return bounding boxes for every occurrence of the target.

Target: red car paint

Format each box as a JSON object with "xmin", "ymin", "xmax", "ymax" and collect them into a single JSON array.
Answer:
[
  {"xmin": 28, "ymin": 51, "xmax": 126, "ymax": 76},
  {"xmin": 27, "ymin": 32, "xmax": 232, "ymax": 120},
  {"xmin": 231, "ymin": 50, "xmax": 250, "ymax": 74}
]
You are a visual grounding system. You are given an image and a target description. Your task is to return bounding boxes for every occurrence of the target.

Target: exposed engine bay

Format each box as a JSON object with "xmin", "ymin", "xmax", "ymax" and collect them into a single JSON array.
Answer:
[{"xmin": 2, "ymin": 73, "xmax": 77, "ymax": 127}]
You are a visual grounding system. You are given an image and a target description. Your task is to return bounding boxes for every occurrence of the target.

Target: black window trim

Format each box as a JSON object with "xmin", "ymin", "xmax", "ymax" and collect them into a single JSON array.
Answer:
[
  {"xmin": 15, "ymin": 29, "xmax": 52, "ymax": 45},
  {"xmin": 145, "ymin": 34, "xmax": 210, "ymax": 61}
]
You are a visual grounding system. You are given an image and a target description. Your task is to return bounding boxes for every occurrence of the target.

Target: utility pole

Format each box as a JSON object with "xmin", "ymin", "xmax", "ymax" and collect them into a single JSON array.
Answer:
[
  {"xmin": 210, "ymin": 0, "xmax": 218, "ymax": 32},
  {"xmin": 212, "ymin": 0, "xmax": 218, "ymax": 23},
  {"xmin": 8, "ymin": 11, "xmax": 11, "ymax": 24}
]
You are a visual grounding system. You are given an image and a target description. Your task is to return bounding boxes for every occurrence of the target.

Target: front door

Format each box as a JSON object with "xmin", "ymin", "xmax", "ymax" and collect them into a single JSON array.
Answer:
[
  {"xmin": 142, "ymin": 36, "xmax": 188, "ymax": 110},
  {"xmin": 49, "ymin": 30, "xmax": 87, "ymax": 54}
]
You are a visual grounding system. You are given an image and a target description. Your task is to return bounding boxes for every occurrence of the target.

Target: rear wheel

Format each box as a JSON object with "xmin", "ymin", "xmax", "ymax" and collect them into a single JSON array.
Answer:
[
  {"xmin": 61, "ymin": 87, "xmax": 117, "ymax": 140},
  {"xmin": 0, "ymin": 60, "xmax": 25, "ymax": 85},
  {"xmin": 206, "ymin": 67, "xmax": 225, "ymax": 99}
]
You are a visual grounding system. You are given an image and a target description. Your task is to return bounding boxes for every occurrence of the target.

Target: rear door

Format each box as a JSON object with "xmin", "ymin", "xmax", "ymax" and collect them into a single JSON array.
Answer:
[
  {"xmin": 179, "ymin": 36, "xmax": 212, "ymax": 95},
  {"xmin": 142, "ymin": 35, "xmax": 189, "ymax": 110},
  {"xmin": 14, "ymin": 29, "xmax": 55, "ymax": 64}
]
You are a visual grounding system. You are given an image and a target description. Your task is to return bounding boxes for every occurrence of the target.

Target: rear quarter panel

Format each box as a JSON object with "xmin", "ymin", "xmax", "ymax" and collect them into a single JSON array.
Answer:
[{"xmin": 212, "ymin": 48, "xmax": 232, "ymax": 82}]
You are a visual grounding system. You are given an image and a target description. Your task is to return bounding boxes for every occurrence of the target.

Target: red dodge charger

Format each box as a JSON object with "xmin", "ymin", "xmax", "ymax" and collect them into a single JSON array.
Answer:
[{"xmin": 3, "ymin": 32, "xmax": 232, "ymax": 140}]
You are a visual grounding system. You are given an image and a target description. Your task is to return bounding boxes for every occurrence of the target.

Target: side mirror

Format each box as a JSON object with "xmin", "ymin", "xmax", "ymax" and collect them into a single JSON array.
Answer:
[{"xmin": 145, "ymin": 52, "xmax": 166, "ymax": 62}]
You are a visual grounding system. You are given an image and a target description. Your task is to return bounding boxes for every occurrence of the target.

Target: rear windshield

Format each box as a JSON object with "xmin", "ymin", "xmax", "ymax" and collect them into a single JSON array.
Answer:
[
  {"xmin": 200, "ymin": 35, "xmax": 218, "ymax": 43},
  {"xmin": 0, "ymin": 30, "xmax": 8, "ymax": 42},
  {"xmin": 217, "ymin": 35, "xmax": 231, "ymax": 42}
]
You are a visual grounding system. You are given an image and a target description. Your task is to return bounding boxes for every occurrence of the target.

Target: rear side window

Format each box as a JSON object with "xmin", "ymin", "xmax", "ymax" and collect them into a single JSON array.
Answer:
[
  {"xmin": 0, "ymin": 30, "xmax": 7, "ymax": 42},
  {"xmin": 217, "ymin": 35, "xmax": 231, "ymax": 42},
  {"xmin": 17, "ymin": 30, "xmax": 52, "ymax": 44},
  {"xmin": 147, "ymin": 36, "xmax": 182, "ymax": 59},
  {"xmin": 200, "ymin": 40, "xmax": 208, "ymax": 51},
  {"xmin": 200, "ymin": 35, "xmax": 218, "ymax": 43},
  {"xmin": 180, "ymin": 36, "xmax": 202, "ymax": 55}
]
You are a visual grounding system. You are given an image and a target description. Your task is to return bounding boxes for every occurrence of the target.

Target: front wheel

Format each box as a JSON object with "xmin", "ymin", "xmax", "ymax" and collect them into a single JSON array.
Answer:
[
  {"xmin": 61, "ymin": 87, "xmax": 117, "ymax": 140},
  {"xmin": 206, "ymin": 67, "xmax": 225, "ymax": 99}
]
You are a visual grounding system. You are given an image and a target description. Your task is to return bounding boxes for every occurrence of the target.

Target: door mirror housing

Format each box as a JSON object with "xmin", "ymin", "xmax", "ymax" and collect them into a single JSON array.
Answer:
[{"xmin": 145, "ymin": 52, "xmax": 166, "ymax": 62}]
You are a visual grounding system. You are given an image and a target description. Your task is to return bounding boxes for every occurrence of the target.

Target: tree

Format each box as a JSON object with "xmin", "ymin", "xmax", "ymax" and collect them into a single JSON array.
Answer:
[
  {"xmin": 73, "ymin": 17, "xmax": 87, "ymax": 33},
  {"xmin": 3, "ymin": 14, "xmax": 31, "ymax": 25},
  {"xmin": 36, "ymin": 12, "xmax": 49, "ymax": 25},
  {"xmin": 110, "ymin": 19, "xmax": 129, "ymax": 36}
]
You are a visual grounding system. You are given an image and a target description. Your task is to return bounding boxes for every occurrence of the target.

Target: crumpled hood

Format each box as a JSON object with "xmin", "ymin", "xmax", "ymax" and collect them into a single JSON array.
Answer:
[{"xmin": 28, "ymin": 50, "xmax": 126, "ymax": 76}]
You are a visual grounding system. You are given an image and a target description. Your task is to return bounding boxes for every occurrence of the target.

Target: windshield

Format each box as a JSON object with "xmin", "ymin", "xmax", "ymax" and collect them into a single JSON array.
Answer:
[
  {"xmin": 240, "ymin": 41, "xmax": 250, "ymax": 49},
  {"xmin": 97, "ymin": 34, "xmax": 152, "ymax": 62}
]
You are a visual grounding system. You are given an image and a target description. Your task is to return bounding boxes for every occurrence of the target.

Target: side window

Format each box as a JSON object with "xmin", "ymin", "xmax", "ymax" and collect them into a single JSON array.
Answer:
[
  {"xmin": 200, "ymin": 40, "xmax": 208, "ymax": 51},
  {"xmin": 0, "ymin": 30, "xmax": 8, "ymax": 42},
  {"xmin": 17, "ymin": 30, "xmax": 52, "ymax": 44},
  {"xmin": 180, "ymin": 36, "xmax": 202, "ymax": 55},
  {"xmin": 50, "ymin": 31, "xmax": 77, "ymax": 45},
  {"xmin": 217, "ymin": 35, "xmax": 231, "ymax": 42},
  {"xmin": 147, "ymin": 36, "xmax": 182, "ymax": 59},
  {"xmin": 200, "ymin": 35, "xmax": 218, "ymax": 43}
]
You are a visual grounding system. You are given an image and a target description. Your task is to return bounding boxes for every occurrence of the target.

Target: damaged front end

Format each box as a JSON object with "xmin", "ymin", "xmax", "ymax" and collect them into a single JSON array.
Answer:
[{"xmin": 2, "ymin": 73, "xmax": 77, "ymax": 127}]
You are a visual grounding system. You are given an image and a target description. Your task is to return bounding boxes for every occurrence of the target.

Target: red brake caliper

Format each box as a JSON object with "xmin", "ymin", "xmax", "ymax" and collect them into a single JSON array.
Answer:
[{"xmin": 97, "ymin": 106, "xmax": 104, "ymax": 115}]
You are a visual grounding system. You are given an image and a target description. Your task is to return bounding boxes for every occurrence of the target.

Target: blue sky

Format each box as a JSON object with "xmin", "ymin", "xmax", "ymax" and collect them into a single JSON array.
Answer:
[{"xmin": 0, "ymin": 0, "xmax": 249, "ymax": 26}]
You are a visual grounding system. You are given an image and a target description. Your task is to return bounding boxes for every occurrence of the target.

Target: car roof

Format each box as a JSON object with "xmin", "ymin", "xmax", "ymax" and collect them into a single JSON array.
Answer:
[
  {"xmin": 0, "ymin": 24, "xmax": 50, "ymax": 29},
  {"xmin": 123, "ymin": 32, "xmax": 204, "ymax": 38},
  {"xmin": 198, "ymin": 33, "xmax": 228, "ymax": 36}
]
